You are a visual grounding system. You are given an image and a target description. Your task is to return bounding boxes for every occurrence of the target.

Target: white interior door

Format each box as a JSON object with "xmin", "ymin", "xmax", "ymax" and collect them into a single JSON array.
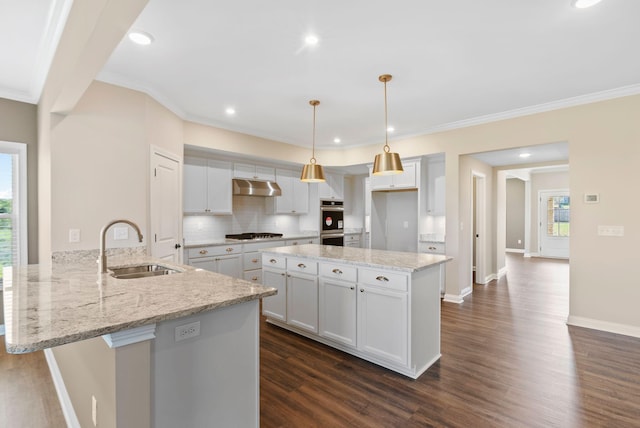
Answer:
[
  {"xmin": 539, "ymin": 190, "xmax": 570, "ymax": 259},
  {"xmin": 151, "ymin": 150, "xmax": 182, "ymax": 262}
]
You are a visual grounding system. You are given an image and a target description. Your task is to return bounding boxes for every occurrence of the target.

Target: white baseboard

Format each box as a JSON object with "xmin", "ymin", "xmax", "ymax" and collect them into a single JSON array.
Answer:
[
  {"xmin": 44, "ymin": 349, "xmax": 81, "ymax": 428},
  {"xmin": 524, "ymin": 252, "xmax": 538, "ymax": 258},
  {"xmin": 505, "ymin": 248, "xmax": 525, "ymax": 253},
  {"xmin": 442, "ymin": 293, "xmax": 464, "ymax": 304},
  {"xmin": 461, "ymin": 287, "xmax": 472, "ymax": 297},
  {"xmin": 567, "ymin": 316, "xmax": 640, "ymax": 339},
  {"xmin": 498, "ymin": 266, "xmax": 507, "ymax": 278}
]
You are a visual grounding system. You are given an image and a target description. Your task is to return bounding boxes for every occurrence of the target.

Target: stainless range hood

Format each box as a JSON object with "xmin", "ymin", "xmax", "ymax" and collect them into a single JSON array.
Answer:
[{"xmin": 232, "ymin": 179, "xmax": 282, "ymax": 197}]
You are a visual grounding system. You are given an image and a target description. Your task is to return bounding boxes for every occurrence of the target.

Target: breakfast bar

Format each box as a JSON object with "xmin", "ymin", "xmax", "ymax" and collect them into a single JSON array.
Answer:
[{"xmin": 260, "ymin": 244, "xmax": 450, "ymax": 379}]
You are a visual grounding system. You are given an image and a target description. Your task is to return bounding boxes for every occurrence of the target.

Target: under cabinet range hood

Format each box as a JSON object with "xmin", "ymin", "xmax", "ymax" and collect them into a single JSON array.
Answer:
[{"xmin": 232, "ymin": 179, "xmax": 282, "ymax": 197}]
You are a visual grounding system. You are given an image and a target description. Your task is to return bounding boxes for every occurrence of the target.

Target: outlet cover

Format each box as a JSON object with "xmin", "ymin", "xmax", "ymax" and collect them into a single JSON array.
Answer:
[
  {"xmin": 113, "ymin": 227, "xmax": 128, "ymax": 240},
  {"xmin": 175, "ymin": 321, "xmax": 201, "ymax": 342},
  {"xmin": 69, "ymin": 229, "xmax": 81, "ymax": 243}
]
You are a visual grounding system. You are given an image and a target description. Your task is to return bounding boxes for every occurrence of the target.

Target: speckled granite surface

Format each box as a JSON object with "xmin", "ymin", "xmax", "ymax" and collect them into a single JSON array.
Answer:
[
  {"xmin": 261, "ymin": 244, "xmax": 451, "ymax": 273},
  {"xmin": 3, "ymin": 254, "xmax": 276, "ymax": 354}
]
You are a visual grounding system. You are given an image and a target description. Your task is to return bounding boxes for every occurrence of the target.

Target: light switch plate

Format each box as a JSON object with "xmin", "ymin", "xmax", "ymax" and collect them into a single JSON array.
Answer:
[
  {"xmin": 598, "ymin": 225, "xmax": 624, "ymax": 237},
  {"xmin": 69, "ymin": 229, "xmax": 81, "ymax": 243}
]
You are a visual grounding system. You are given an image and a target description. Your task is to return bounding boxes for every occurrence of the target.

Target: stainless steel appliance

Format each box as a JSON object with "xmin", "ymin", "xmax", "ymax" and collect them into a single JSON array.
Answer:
[
  {"xmin": 225, "ymin": 232, "xmax": 283, "ymax": 241},
  {"xmin": 320, "ymin": 200, "xmax": 344, "ymax": 246}
]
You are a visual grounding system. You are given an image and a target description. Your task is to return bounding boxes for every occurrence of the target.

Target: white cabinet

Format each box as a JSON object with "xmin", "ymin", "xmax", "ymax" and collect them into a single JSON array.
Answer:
[
  {"xmin": 318, "ymin": 263, "xmax": 357, "ymax": 346},
  {"xmin": 344, "ymin": 234, "xmax": 361, "ymax": 248},
  {"xmin": 186, "ymin": 244, "xmax": 242, "ymax": 278},
  {"xmin": 358, "ymin": 283, "xmax": 408, "ymax": 365},
  {"xmin": 287, "ymin": 270, "xmax": 318, "ymax": 333},
  {"xmin": 318, "ymin": 172, "xmax": 344, "ymax": 200},
  {"xmin": 233, "ymin": 163, "xmax": 275, "ymax": 181},
  {"xmin": 419, "ymin": 242, "xmax": 445, "ymax": 254},
  {"xmin": 273, "ymin": 169, "xmax": 309, "ymax": 214},
  {"xmin": 426, "ymin": 157, "xmax": 445, "ymax": 215},
  {"xmin": 184, "ymin": 158, "xmax": 232, "ymax": 214},
  {"xmin": 285, "ymin": 237, "xmax": 319, "ymax": 246},
  {"xmin": 262, "ymin": 268, "xmax": 287, "ymax": 321},
  {"xmin": 370, "ymin": 160, "xmax": 418, "ymax": 191}
]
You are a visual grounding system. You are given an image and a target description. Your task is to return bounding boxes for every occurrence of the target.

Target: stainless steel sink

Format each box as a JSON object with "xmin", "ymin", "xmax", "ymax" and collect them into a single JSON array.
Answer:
[{"xmin": 109, "ymin": 263, "xmax": 182, "ymax": 279}]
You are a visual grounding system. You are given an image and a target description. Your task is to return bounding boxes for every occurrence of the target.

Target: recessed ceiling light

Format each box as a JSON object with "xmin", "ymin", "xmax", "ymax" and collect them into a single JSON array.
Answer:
[
  {"xmin": 387, "ymin": 126, "xmax": 395, "ymax": 133},
  {"xmin": 225, "ymin": 107, "xmax": 236, "ymax": 115},
  {"xmin": 304, "ymin": 34, "xmax": 319, "ymax": 46},
  {"xmin": 572, "ymin": 0, "xmax": 603, "ymax": 9},
  {"xmin": 333, "ymin": 138, "xmax": 341, "ymax": 144},
  {"xmin": 128, "ymin": 31, "xmax": 154, "ymax": 45},
  {"xmin": 519, "ymin": 153, "xmax": 532, "ymax": 158}
]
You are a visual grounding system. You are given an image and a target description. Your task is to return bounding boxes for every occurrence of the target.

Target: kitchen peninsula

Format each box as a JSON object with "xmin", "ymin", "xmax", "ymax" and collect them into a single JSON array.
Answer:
[
  {"xmin": 3, "ymin": 253, "xmax": 276, "ymax": 428},
  {"xmin": 261, "ymin": 244, "xmax": 450, "ymax": 379}
]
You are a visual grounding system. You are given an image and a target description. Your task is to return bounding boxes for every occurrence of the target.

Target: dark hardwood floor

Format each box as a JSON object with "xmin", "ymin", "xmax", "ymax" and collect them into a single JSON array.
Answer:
[
  {"xmin": 260, "ymin": 254, "xmax": 640, "ymax": 427},
  {"xmin": 2, "ymin": 254, "xmax": 639, "ymax": 427}
]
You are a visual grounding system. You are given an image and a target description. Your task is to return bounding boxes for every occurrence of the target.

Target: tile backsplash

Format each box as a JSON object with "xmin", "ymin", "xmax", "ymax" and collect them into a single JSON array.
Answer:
[{"xmin": 183, "ymin": 195, "xmax": 305, "ymax": 243}]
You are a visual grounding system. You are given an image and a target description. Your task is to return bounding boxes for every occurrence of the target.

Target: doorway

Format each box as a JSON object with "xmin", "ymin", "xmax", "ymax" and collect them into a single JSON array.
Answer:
[
  {"xmin": 471, "ymin": 171, "xmax": 487, "ymax": 288},
  {"xmin": 538, "ymin": 190, "xmax": 570, "ymax": 258}
]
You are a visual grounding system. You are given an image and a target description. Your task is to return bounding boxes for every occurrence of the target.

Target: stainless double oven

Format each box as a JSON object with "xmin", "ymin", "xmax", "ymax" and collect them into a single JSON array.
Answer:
[{"xmin": 320, "ymin": 200, "xmax": 344, "ymax": 246}]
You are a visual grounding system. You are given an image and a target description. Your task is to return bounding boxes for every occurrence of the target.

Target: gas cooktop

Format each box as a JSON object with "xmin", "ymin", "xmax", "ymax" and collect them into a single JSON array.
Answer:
[{"xmin": 225, "ymin": 232, "xmax": 283, "ymax": 241}]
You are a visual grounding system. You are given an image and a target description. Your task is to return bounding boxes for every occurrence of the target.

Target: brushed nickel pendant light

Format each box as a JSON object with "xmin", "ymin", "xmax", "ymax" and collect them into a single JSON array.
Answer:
[
  {"xmin": 300, "ymin": 100, "xmax": 326, "ymax": 182},
  {"xmin": 372, "ymin": 74, "xmax": 404, "ymax": 176}
]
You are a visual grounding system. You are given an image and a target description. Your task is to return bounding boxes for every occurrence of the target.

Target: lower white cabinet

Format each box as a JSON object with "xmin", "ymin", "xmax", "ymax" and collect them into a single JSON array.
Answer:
[
  {"xmin": 186, "ymin": 244, "xmax": 242, "ymax": 278},
  {"xmin": 358, "ymin": 284, "xmax": 408, "ymax": 365},
  {"xmin": 287, "ymin": 271, "xmax": 318, "ymax": 333},
  {"xmin": 318, "ymin": 278, "xmax": 357, "ymax": 346},
  {"xmin": 262, "ymin": 269, "xmax": 287, "ymax": 321}
]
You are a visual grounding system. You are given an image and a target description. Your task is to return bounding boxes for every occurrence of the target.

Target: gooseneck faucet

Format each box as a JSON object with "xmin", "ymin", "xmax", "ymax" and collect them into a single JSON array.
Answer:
[{"xmin": 99, "ymin": 219, "xmax": 144, "ymax": 273}]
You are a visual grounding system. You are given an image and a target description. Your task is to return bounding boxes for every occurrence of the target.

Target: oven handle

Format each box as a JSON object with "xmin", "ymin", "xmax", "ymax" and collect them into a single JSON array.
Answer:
[
  {"xmin": 320, "ymin": 206, "xmax": 344, "ymax": 212},
  {"xmin": 321, "ymin": 233, "xmax": 345, "ymax": 238}
]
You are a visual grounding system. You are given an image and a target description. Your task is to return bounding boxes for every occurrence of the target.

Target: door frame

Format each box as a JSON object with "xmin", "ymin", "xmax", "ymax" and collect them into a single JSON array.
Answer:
[
  {"xmin": 470, "ymin": 170, "xmax": 487, "ymax": 289},
  {"xmin": 149, "ymin": 146, "xmax": 183, "ymax": 263},
  {"xmin": 538, "ymin": 188, "xmax": 570, "ymax": 259}
]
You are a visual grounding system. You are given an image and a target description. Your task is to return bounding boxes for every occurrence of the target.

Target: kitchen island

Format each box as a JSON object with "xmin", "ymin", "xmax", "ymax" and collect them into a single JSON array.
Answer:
[
  {"xmin": 3, "ymin": 253, "xmax": 276, "ymax": 428},
  {"xmin": 261, "ymin": 244, "xmax": 450, "ymax": 379}
]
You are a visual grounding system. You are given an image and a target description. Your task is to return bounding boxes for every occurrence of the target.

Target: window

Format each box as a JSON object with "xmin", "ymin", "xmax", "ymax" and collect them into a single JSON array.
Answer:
[
  {"xmin": 546, "ymin": 195, "xmax": 570, "ymax": 237},
  {"xmin": 0, "ymin": 141, "xmax": 27, "ymax": 286}
]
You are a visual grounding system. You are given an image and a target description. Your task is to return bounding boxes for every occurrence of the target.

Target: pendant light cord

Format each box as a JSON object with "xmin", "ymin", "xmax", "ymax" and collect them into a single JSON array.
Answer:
[
  {"xmin": 383, "ymin": 79, "xmax": 390, "ymax": 153},
  {"xmin": 309, "ymin": 99, "xmax": 319, "ymax": 164}
]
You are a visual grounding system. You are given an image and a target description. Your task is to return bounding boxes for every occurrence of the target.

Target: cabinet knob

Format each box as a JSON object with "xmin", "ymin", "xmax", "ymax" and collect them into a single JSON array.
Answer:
[
  {"xmin": 270, "ymin": 259, "xmax": 277, "ymax": 263},
  {"xmin": 375, "ymin": 275, "xmax": 389, "ymax": 282},
  {"xmin": 252, "ymin": 276, "xmax": 258, "ymax": 281},
  {"xmin": 226, "ymin": 247, "xmax": 233, "ymax": 252},
  {"xmin": 252, "ymin": 258, "xmax": 259, "ymax": 263},
  {"xmin": 280, "ymin": 273, "xmax": 286, "ymax": 276},
  {"xmin": 332, "ymin": 268, "xmax": 343, "ymax": 275},
  {"xmin": 292, "ymin": 242, "xmax": 298, "ymax": 245},
  {"xmin": 292, "ymin": 210, "xmax": 296, "ymax": 213},
  {"xmin": 199, "ymin": 250, "xmax": 208, "ymax": 255},
  {"xmin": 297, "ymin": 263, "xmax": 306, "ymax": 269},
  {"xmin": 360, "ymin": 288, "xmax": 364, "ymax": 293},
  {"xmin": 350, "ymin": 286, "xmax": 355, "ymax": 290},
  {"xmin": 428, "ymin": 246, "xmax": 436, "ymax": 250}
]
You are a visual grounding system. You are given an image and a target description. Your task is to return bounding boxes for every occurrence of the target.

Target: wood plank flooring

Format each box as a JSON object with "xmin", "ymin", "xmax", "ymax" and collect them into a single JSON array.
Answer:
[
  {"xmin": 2, "ymin": 254, "xmax": 639, "ymax": 427},
  {"xmin": 260, "ymin": 254, "xmax": 640, "ymax": 427}
]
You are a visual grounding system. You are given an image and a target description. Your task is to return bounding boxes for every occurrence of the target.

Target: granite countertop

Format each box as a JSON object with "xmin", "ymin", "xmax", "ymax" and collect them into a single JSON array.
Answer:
[
  {"xmin": 2, "ymin": 255, "xmax": 276, "ymax": 354},
  {"xmin": 184, "ymin": 232, "xmax": 319, "ymax": 248},
  {"xmin": 261, "ymin": 244, "xmax": 451, "ymax": 273}
]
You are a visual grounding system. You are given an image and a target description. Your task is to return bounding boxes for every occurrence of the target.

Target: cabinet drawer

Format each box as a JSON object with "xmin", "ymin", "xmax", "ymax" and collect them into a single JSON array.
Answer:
[
  {"xmin": 187, "ymin": 244, "xmax": 242, "ymax": 258},
  {"xmin": 359, "ymin": 268, "xmax": 408, "ymax": 292},
  {"xmin": 319, "ymin": 263, "xmax": 357, "ymax": 282},
  {"xmin": 243, "ymin": 252, "xmax": 262, "ymax": 270},
  {"xmin": 419, "ymin": 242, "xmax": 445, "ymax": 255},
  {"xmin": 243, "ymin": 270, "xmax": 262, "ymax": 284},
  {"xmin": 285, "ymin": 238, "xmax": 318, "ymax": 246},
  {"xmin": 288, "ymin": 257, "xmax": 318, "ymax": 275},
  {"xmin": 263, "ymin": 254, "xmax": 286, "ymax": 269}
]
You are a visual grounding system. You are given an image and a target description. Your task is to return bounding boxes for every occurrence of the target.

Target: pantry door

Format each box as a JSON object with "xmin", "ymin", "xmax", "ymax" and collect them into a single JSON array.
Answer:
[{"xmin": 539, "ymin": 190, "xmax": 570, "ymax": 259}]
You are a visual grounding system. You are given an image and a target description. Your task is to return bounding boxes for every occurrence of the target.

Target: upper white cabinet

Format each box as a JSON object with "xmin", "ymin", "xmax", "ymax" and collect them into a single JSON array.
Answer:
[
  {"xmin": 184, "ymin": 157, "xmax": 233, "ymax": 214},
  {"xmin": 426, "ymin": 157, "xmax": 445, "ymax": 215},
  {"xmin": 318, "ymin": 172, "xmax": 344, "ymax": 200},
  {"xmin": 273, "ymin": 168, "xmax": 309, "ymax": 214},
  {"xmin": 370, "ymin": 160, "xmax": 418, "ymax": 191},
  {"xmin": 233, "ymin": 163, "xmax": 275, "ymax": 181}
]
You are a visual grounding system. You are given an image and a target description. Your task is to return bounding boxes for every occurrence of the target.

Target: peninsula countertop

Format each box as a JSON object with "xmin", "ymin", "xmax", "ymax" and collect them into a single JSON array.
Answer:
[
  {"xmin": 2, "ymin": 255, "xmax": 276, "ymax": 354},
  {"xmin": 260, "ymin": 244, "xmax": 451, "ymax": 273}
]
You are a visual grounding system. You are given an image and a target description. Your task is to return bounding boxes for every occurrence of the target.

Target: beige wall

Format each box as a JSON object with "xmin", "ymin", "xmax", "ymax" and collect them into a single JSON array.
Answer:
[
  {"xmin": 0, "ymin": 98, "xmax": 39, "ymax": 262},
  {"xmin": 506, "ymin": 178, "xmax": 526, "ymax": 250}
]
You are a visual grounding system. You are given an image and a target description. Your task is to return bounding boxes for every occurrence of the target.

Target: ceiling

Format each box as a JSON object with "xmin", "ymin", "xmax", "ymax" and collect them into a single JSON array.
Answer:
[{"xmin": 3, "ymin": 0, "xmax": 640, "ymax": 165}]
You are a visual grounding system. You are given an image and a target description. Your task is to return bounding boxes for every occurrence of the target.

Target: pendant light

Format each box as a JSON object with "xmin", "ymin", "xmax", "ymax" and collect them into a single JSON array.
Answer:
[
  {"xmin": 300, "ymin": 100, "xmax": 326, "ymax": 182},
  {"xmin": 372, "ymin": 74, "xmax": 404, "ymax": 176}
]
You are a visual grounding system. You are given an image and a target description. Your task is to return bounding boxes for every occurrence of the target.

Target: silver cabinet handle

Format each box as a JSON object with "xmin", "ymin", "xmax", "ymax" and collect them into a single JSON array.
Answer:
[
  {"xmin": 375, "ymin": 275, "xmax": 389, "ymax": 282},
  {"xmin": 199, "ymin": 249, "xmax": 208, "ymax": 255},
  {"xmin": 428, "ymin": 246, "xmax": 436, "ymax": 250},
  {"xmin": 332, "ymin": 268, "xmax": 343, "ymax": 275},
  {"xmin": 297, "ymin": 263, "xmax": 306, "ymax": 269},
  {"xmin": 270, "ymin": 259, "xmax": 277, "ymax": 264}
]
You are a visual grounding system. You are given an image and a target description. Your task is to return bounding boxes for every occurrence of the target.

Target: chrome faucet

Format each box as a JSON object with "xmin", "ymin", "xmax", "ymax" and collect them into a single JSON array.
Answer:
[{"xmin": 99, "ymin": 219, "xmax": 144, "ymax": 273}]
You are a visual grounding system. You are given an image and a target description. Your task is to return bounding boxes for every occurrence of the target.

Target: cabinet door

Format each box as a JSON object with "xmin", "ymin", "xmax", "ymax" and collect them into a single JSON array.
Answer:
[
  {"xmin": 370, "ymin": 173, "xmax": 393, "ymax": 191},
  {"xmin": 392, "ymin": 161, "xmax": 417, "ymax": 189},
  {"xmin": 262, "ymin": 269, "xmax": 287, "ymax": 321},
  {"xmin": 243, "ymin": 269, "xmax": 262, "ymax": 285},
  {"xmin": 274, "ymin": 169, "xmax": 294, "ymax": 213},
  {"xmin": 233, "ymin": 163, "xmax": 255, "ymax": 179},
  {"xmin": 207, "ymin": 160, "xmax": 233, "ymax": 214},
  {"xmin": 287, "ymin": 272, "xmax": 318, "ymax": 333},
  {"xmin": 358, "ymin": 285, "xmax": 408, "ymax": 365},
  {"xmin": 255, "ymin": 165, "xmax": 275, "ymax": 181},
  {"xmin": 331, "ymin": 174, "xmax": 344, "ymax": 200},
  {"xmin": 184, "ymin": 157, "xmax": 208, "ymax": 213},
  {"xmin": 319, "ymin": 278, "xmax": 356, "ymax": 346},
  {"xmin": 216, "ymin": 254, "xmax": 242, "ymax": 278},
  {"xmin": 189, "ymin": 257, "xmax": 217, "ymax": 272},
  {"xmin": 317, "ymin": 174, "xmax": 333, "ymax": 199},
  {"xmin": 292, "ymin": 178, "xmax": 309, "ymax": 214}
]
